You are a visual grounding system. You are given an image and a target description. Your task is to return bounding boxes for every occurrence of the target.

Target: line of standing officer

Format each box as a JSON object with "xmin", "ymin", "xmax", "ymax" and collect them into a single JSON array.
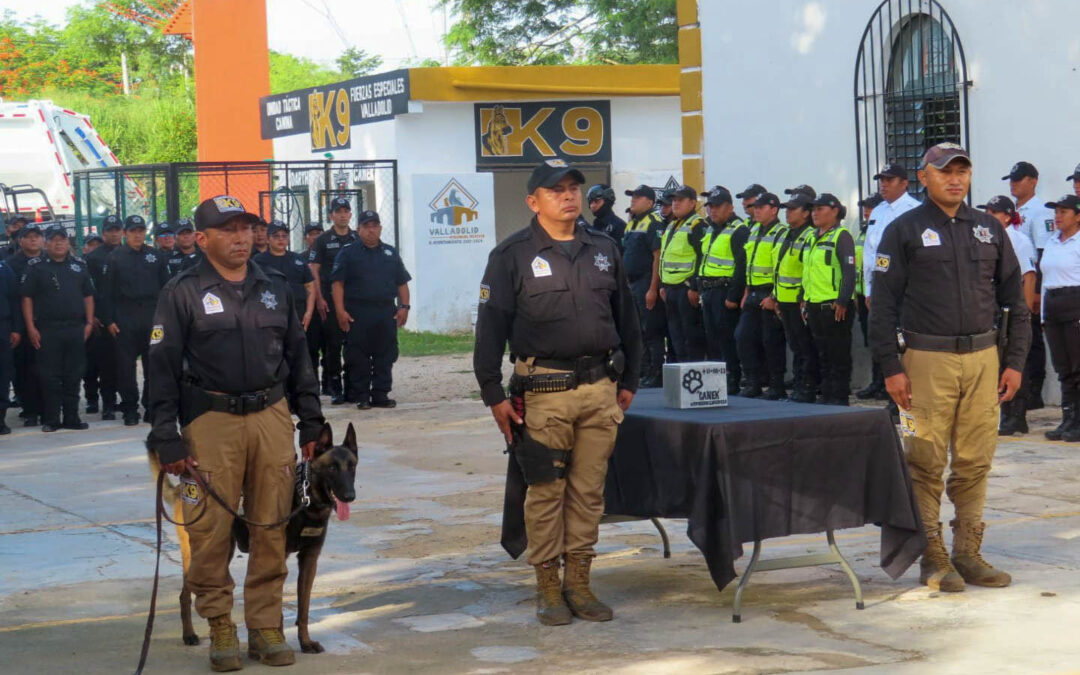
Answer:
[
  {"xmin": 854, "ymin": 194, "xmax": 885, "ymax": 400},
  {"xmin": 254, "ymin": 220, "xmax": 316, "ymax": 330},
  {"xmin": 1039, "ymin": 194, "xmax": 1080, "ymax": 442},
  {"xmin": 658, "ymin": 185, "xmax": 707, "ymax": 362},
  {"xmin": 0, "ymin": 246, "xmax": 21, "ymax": 434},
  {"xmin": 103, "ymin": 215, "xmax": 170, "ymax": 426},
  {"xmin": 773, "ymin": 190, "xmax": 819, "ymax": 402},
  {"xmin": 587, "ymin": 184, "xmax": 627, "ymax": 248},
  {"xmin": 308, "ymin": 197, "xmax": 358, "ymax": 405},
  {"xmin": 20, "ymin": 224, "xmax": 95, "ymax": 432},
  {"xmin": 84, "ymin": 215, "xmax": 123, "ymax": 418},
  {"xmin": 695, "ymin": 186, "xmax": 748, "ymax": 394},
  {"xmin": 330, "ymin": 210, "xmax": 411, "ymax": 409},
  {"xmin": 301, "ymin": 222, "xmax": 327, "ymax": 392},
  {"xmin": 7, "ymin": 222, "xmax": 44, "ymax": 426},
  {"xmin": 620, "ymin": 185, "xmax": 666, "ymax": 387}
]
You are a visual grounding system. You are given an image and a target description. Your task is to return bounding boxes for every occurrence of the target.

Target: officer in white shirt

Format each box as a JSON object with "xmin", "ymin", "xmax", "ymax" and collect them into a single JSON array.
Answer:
[
  {"xmin": 1004, "ymin": 161, "xmax": 1055, "ymax": 409},
  {"xmin": 1068, "ymin": 163, "xmax": 1080, "ymax": 198},
  {"xmin": 862, "ymin": 164, "xmax": 921, "ymax": 303},
  {"xmin": 979, "ymin": 195, "xmax": 1037, "ymax": 435},
  {"xmin": 1039, "ymin": 194, "xmax": 1080, "ymax": 442}
]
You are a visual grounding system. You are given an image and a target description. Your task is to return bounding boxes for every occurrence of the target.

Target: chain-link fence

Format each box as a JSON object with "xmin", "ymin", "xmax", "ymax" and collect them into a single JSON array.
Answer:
[{"xmin": 72, "ymin": 160, "xmax": 398, "ymax": 250}]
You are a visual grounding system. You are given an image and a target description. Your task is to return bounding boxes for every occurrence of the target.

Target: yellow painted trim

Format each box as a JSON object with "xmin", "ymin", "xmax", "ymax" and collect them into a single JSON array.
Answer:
[
  {"xmin": 408, "ymin": 65, "xmax": 680, "ymax": 102},
  {"xmin": 676, "ymin": 0, "xmax": 698, "ymax": 26},
  {"xmin": 683, "ymin": 157, "xmax": 704, "ymax": 193},
  {"xmin": 680, "ymin": 70, "xmax": 702, "ymax": 113},
  {"xmin": 678, "ymin": 29, "xmax": 702, "ymax": 69},
  {"xmin": 682, "ymin": 114, "xmax": 703, "ymax": 156}
]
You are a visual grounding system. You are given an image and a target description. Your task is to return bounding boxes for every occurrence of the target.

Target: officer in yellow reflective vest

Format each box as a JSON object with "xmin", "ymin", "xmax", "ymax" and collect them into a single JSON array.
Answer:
[
  {"xmin": 658, "ymin": 185, "xmax": 707, "ymax": 361},
  {"xmin": 735, "ymin": 192, "xmax": 789, "ymax": 399},
  {"xmin": 803, "ymin": 193, "xmax": 858, "ymax": 405},
  {"xmin": 773, "ymin": 193, "xmax": 820, "ymax": 402},
  {"xmin": 695, "ymin": 186, "xmax": 748, "ymax": 393},
  {"xmin": 855, "ymin": 194, "xmax": 887, "ymax": 400},
  {"xmin": 622, "ymin": 185, "xmax": 667, "ymax": 387}
]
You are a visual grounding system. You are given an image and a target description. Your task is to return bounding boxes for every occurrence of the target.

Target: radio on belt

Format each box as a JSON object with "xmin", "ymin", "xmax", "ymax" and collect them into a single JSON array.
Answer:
[{"xmin": 662, "ymin": 361, "xmax": 728, "ymax": 409}]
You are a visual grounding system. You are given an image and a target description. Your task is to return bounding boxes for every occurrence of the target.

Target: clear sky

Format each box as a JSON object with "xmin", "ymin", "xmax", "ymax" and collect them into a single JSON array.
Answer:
[{"xmin": 0, "ymin": 0, "xmax": 449, "ymax": 69}]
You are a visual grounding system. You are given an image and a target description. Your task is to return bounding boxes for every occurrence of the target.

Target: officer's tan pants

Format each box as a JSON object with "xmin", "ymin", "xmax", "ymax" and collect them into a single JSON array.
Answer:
[
  {"xmin": 517, "ymin": 362, "xmax": 624, "ymax": 565},
  {"xmin": 901, "ymin": 347, "xmax": 999, "ymax": 531},
  {"xmin": 181, "ymin": 399, "xmax": 296, "ymax": 628}
]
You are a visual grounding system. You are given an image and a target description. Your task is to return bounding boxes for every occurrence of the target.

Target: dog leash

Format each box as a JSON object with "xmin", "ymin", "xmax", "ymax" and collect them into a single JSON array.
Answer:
[{"xmin": 133, "ymin": 463, "xmax": 310, "ymax": 674}]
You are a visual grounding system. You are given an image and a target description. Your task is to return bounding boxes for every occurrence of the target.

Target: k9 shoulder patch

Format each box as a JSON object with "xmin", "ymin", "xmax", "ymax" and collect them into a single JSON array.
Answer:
[
  {"xmin": 149, "ymin": 324, "xmax": 165, "ymax": 345},
  {"xmin": 478, "ymin": 283, "xmax": 491, "ymax": 303},
  {"xmin": 179, "ymin": 477, "xmax": 201, "ymax": 505},
  {"xmin": 874, "ymin": 254, "xmax": 891, "ymax": 272}
]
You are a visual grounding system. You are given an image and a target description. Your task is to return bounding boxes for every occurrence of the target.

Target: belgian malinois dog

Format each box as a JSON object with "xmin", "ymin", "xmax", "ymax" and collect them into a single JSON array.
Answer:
[{"xmin": 149, "ymin": 422, "xmax": 358, "ymax": 653}]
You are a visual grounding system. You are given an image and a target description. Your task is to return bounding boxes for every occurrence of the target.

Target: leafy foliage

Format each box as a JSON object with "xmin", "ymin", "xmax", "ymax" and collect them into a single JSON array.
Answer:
[
  {"xmin": 441, "ymin": 0, "xmax": 677, "ymax": 65},
  {"xmin": 336, "ymin": 47, "xmax": 383, "ymax": 77},
  {"xmin": 269, "ymin": 50, "xmax": 344, "ymax": 94}
]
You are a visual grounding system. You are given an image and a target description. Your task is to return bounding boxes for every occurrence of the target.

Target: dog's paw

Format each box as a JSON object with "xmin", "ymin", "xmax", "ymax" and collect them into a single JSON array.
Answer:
[
  {"xmin": 182, "ymin": 633, "xmax": 200, "ymax": 646},
  {"xmin": 300, "ymin": 640, "xmax": 325, "ymax": 654}
]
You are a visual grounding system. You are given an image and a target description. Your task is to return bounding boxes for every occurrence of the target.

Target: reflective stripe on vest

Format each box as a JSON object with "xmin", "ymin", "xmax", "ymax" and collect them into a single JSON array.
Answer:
[
  {"xmin": 854, "ymin": 228, "xmax": 867, "ymax": 296},
  {"xmin": 774, "ymin": 226, "xmax": 815, "ymax": 302},
  {"xmin": 803, "ymin": 226, "xmax": 846, "ymax": 303},
  {"xmin": 660, "ymin": 213, "xmax": 704, "ymax": 284},
  {"xmin": 744, "ymin": 221, "xmax": 788, "ymax": 286},
  {"xmin": 699, "ymin": 218, "xmax": 748, "ymax": 279}
]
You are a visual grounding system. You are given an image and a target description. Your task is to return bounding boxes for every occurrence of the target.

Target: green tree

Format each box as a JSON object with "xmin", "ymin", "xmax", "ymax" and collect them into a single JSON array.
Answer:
[
  {"xmin": 335, "ymin": 47, "xmax": 383, "ymax": 76},
  {"xmin": 440, "ymin": 0, "xmax": 677, "ymax": 66},
  {"xmin": 269, "ymin": 50, "xmax": 344, "ymax": 93}
]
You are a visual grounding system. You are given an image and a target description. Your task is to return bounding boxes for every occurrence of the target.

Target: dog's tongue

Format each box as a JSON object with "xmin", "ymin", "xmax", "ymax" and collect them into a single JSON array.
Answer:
[{"xmin": 334, "ymin": 498, "xmax": 350, "ymax": 521}]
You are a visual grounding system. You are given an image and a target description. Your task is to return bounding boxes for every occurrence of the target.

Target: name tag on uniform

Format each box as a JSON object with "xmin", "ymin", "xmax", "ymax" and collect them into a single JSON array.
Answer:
[
  {"xmin": 1045, "ymin": 218, "xmax": 1055, "ymax": 233},
  {"xmin": 203, "ymin": 292, "xmax": 224, "ymax": 315},
  {"xmin": 531, "ymin": 256, "xmax": 552, "ymax": 278},
  {"xmin": 921, "ymin": 228, "xmax": 941, "ymax": 247}
]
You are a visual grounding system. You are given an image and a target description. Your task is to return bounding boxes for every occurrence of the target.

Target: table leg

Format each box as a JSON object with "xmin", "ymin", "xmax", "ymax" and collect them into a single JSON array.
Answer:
[
  {"xmin": 650, "ymin": 518, "xmax": 671, "ymax": 558},
  {"xmin": 827, "ymin": 529, "xmax": 864, "ymax": 610},
  {"xmin": 731, "ymin": 539, "xmax": 763, "ymax": 623}
]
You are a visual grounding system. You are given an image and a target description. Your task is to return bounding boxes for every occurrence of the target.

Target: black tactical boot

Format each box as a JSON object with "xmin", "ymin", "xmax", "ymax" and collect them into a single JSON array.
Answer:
[
  {"xmin": 998, "ymin": 397, "xmax": 1028, "ymax": 436},
  {"xmin": 0, "ymin": 409, "xmax": 10, "ymax": 435},
  {"xmin": 1046, "ymin": 394, "xmax": 1076, "ymax": 441}
]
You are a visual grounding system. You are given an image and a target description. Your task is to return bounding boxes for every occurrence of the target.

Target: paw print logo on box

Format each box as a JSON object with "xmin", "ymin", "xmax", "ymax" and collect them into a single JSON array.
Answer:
[{"xmin": 682, "ymin": 369, "xmax": 704, "ymax": 394}]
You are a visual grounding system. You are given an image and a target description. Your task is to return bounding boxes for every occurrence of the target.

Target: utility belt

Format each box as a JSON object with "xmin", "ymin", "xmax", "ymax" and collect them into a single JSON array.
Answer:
[
  {"xmin": 900, "ymin": 329, "xmax": 997, "ymax": 354},
  {"xmin": 35, "ymin": 317, "xmax": 86, "ymax": 329},
  {"xmin": 509, "ymin": 351, "xmax": 623, "ymax": 395},
  {"xmin": 346, "ymin": 298, "xmax": 396, "ymax": 307},
  {"xmin": 1044, "ymin": 285, "xmax": 1080, "ymax": 322},
  {"xmin": 180, "ymin": 381, "xmax": 285, "ymax": 426},
  {"xmin": 700, "ymin": 277, "xmax": 733, "ymax": 290}
]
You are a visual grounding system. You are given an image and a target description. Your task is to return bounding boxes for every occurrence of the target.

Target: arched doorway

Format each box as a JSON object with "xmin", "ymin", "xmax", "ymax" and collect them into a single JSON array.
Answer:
[{"xmin": 854, "ymin": 0, "xmax": 972, "ymax": 202}]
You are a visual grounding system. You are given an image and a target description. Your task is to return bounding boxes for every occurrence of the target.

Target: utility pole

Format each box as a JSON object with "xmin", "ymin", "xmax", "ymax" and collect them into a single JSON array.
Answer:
[{"xmin": 121, "ymin": 52, "xmax": 131, "ymax": 96}]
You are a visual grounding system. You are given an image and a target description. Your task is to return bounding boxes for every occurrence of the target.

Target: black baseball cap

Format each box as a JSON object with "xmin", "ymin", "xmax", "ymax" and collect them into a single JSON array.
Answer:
[
  {"xmin": 781, "ymin": 193, "xmax": 812, "ymax": 209},
  {"xmin": 735, "ymin": 183, "xmax": 767, "ymax": 199},
  {"xmin": 784, "ymin": 184, "xmax": 817, "ymax": 199},
  {"xmin": 873, "ymin": 163, "xmax": 908, "ymax": 181},
  {"xmin": 527, "ymin": 159, "xmax": 586, "ymax": 195},
  {"xmin": 358, "ymin": 210, "xmax": 381, "ymax": 225},
  {"xmin": 124, "ymin": 214, "xmax": 146, "ymax": 231},
  {"xmin": 670, "ymin": 184, "xmax": 699, "ymax": 201},
  {"xmin": 18, "ymin": 222, "xmax": 42, "ymax": 236},
  {"xmin": 156, "ymin": 223, "xmax": 175, "ymax": 237},
  {"xmin": 810, "ymin": 193, "xmax": 843, "ymax": 209},
  {"xmin": 193, "ymin": 195, "xmax": 261, "ymax": 231},
  {"xmin": 657, "ymin": 190, "xmax": 674, "ymax": 206},
  {"xmin": 304, "ymin": 221, "xmax": 324, "ymax": 234},
  {"xmin": 1066, "ymin": 163, "xmax": 1080, "ymax": 182},
  {"xmin": 267, "ymin": 219, "xmax": 289, "ymax": 236},
  {"xmin": 8, "ymin": 214, "xmax": 28, "ymax": 227},
  {"xmin": 751, "ymin": 192, "xmax": 781, "ymax": 208},
  {"xmin": 329, "ymin": 196, "xmax": 352, "ymax": 212},
  {"xmin": 1003, "ymin": 161, "xmax": 1038, "ymax": 181},
  {"xmin": 977, "ymin": 195, "xmax": 1016, "ymax": 215},
  {"xmin": 175, "ymin": 217, "xmax": 194, "ymax": 233},
  {"xmin": 43, "ymin": 224, "xmax": 68, "ymax": 240},
  {"xmin": 858, "ymin": 194, "xmax": 884, "ymax": 209},
  {"xmin": 1045, "ymin": 195, "xmax": 1080, "ymax": 212},
  {"xmin": 101, "ymin": 214, "xmax": 123, "ymax": 231},
  {"xmin": 703, "ymin": 186, "xmax": 733, "ymax": 206},
  {"xmin": 625, "ymin": 184, "xmax": 656, "ymax": 200},
  {"xmin": 84, "ymin": 234, "xmax": 104, "ymax": 245},
  {"xmin": 921, "ymin": 143, "xmax": 971, "ymax": 170}
]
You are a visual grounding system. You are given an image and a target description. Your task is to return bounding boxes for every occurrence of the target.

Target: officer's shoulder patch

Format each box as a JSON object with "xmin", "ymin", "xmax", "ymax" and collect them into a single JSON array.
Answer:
[
  {"xmin": 479, "ymin": 283, "xmax": 491, "ymax": 303},
  {"xmin": 149, "ymin": 324, "xmax": 165, "ymax": 345},
  {"xmin": 179, "ymin": 476, "xmax": 201, "ymax": 505},
  {"xmin": 874, "ymin": 254, "xmax": 891, "ymax": 272}
]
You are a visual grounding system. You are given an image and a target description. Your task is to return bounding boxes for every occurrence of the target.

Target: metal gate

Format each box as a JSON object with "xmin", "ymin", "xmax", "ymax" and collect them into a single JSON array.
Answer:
[
  {"xmin": 72, "ymin": 160, "xmax": 397, "ymax": 250},
  {"xmin": 853, "ymin": 0, "xmax": 971, "ymax": 204}
]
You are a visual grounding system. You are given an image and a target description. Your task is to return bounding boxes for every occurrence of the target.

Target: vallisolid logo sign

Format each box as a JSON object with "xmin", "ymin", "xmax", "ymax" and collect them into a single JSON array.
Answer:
[{"xmin": 427, "ymin": 178, "xmax": 486, "ymax": 246}]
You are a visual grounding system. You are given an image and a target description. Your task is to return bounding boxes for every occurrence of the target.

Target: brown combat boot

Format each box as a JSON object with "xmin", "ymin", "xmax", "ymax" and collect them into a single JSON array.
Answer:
[
  {"xmin": 951, "ymin": 519, "xmax": 1012, "ymax": 587},
  {"xmin": 918, "ymin": 523, "xmax": 965, "ymax": 592},
  {"xmin": 247, "ymin": 627, "xmax": 296, "ymax": 666},
  {"xmin": 207, "ymin": 615, "xmax": 243, "ymax": 672},
  {"xmin": 562, "ymin": 552, "xmax": 613, "ymax": 621},
  {"xmin": 534, "ymin": 558, "xmax": 572, "ymax": 625}
]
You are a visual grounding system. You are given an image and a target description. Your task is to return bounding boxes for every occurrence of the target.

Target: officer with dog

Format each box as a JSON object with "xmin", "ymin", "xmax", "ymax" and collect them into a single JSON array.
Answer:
[
  {"xmin": 474, "ymin": 159, "xmax": 641, "ymax": 627},
  {"xmin": 148, "ymin": 194, "xmax": 324, "ymax": 671},
  {"xmin": 308, "ymin": 197, "xmax": 358, "ymax": 405},
  {"xmin": 21, "ymin": 224, "xmax": 95, "ymax": 432}
]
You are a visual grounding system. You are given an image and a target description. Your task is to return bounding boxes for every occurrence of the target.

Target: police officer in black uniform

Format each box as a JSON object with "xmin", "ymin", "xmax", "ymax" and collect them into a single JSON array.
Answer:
[
  {"xmin": 254, "ymin": 220, "xmax": 315, "ymax": 328},
  {"xmin": 301, "ymin": 222, "xmax": 327, "ymax": 391},
  {"xmin": 103, "ymin": 214, "xmax": 170, "ymax": 426},
  {"xmin": 8, "ymin": 223, "xmax": 44, "ymax": 426},
  {"xmin": 587, "ymin": 184, "xmax": 627, "ymax": 248},
  {"xmin": 330, "ymin": 210, "xmax": 411, "ymax": 409},
  {"xmin": 156, "ymin": 222, "xmax": 177, "ymax": 255},
  {"xmin": 0, "ymin": 250, "xmax": 21, "ymax": 434},
  {"xmin": 308, "ymin": 197, "xmax": 358, "ymax": 405},
  {"xmin": 172, "ymin": 218, "xmax": 204, "ymax": 275},
  {"xmin": 21, "ymin": 224, "xmax": 95, "ymax": 432},
  {"xmin": 3, "ymin": 216, "xmax": 28, "ymax": 258},
  {"xmin": 85, "ymin": 214, "xmax": 123, "ymax": 418},
  {"xmin": 621, "ymin": 185, "xmax": 666, "ymax": 386}
]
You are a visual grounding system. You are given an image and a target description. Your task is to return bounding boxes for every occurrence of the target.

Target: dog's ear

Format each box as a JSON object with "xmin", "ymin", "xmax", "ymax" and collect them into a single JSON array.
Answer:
[
  {"xmin": 314, "ymin": 423, "xmax": 333, "ymax": 456},
  {"xmin": 344, "ymin": 422, "xmax": 358, "ymax": 456}
]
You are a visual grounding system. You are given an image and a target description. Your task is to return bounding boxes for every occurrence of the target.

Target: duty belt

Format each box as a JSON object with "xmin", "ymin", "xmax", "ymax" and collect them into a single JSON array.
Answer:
[
  {"xmin": 901, "ymin": 329, "xmax": 997, "ymax": 354},
  {"xmin": 700, "ymin": 277, "xmax": 732, "ymax": 290},
  {"xmin": 203, "ymin": 383, "xmax": 286, "ymax": 415},
  {"xmin": 512, "ymin": 354, "xmax": 615, "ymax": 394}
]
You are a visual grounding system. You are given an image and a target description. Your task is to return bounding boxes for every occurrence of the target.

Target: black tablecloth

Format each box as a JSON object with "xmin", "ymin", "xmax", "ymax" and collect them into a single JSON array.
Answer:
[{"xmin": 501, "ymin": 389, "xmax": 926, "ymax": 592}]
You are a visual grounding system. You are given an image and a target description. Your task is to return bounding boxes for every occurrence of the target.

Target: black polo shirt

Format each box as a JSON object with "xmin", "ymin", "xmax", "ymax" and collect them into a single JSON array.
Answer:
[
  {"xmin": 328, "ymin": 240, "xmax": 410, "ymax": 304},
  {"xmin": 254, "ymin": 249, "xmax": 314, "ymax": 309},
  {"xmin": 21, "ymin": 254, "xmax": 94, "ymax": 325},
  {"xmin": 307, "ymin": 227, "xmax": 359, "ymax": 284}
]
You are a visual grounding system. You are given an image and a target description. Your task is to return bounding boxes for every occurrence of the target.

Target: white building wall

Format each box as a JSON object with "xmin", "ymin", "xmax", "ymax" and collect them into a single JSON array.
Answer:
[{"xmin": 609, "ymin": 96, "xmax": 682, "ymax": 197}]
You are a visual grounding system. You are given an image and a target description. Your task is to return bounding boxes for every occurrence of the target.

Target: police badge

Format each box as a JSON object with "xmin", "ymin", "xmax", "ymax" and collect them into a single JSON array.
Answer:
[
  {"xmin": 972, "ymin": 225, "xmax": 994, "ymax": 244},
  {"xmin": 593, "ymin": 252, "xmax": 611, "ymax": 272},
  {"xmin": 260, "ymin": 290, "xmax": 278, "ymax": 310}
]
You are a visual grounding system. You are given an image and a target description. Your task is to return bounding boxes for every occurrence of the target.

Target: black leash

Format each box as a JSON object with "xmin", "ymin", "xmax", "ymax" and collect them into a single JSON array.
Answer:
[{"xmin": 133, "ymin": 463, "xmax": 310, "ymax": 674}]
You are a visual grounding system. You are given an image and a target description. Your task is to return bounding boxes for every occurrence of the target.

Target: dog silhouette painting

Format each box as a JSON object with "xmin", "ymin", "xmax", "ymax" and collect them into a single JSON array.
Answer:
[{"xmin": 482, "ymin": 105, "xmax": 512, "ymax": 156}]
